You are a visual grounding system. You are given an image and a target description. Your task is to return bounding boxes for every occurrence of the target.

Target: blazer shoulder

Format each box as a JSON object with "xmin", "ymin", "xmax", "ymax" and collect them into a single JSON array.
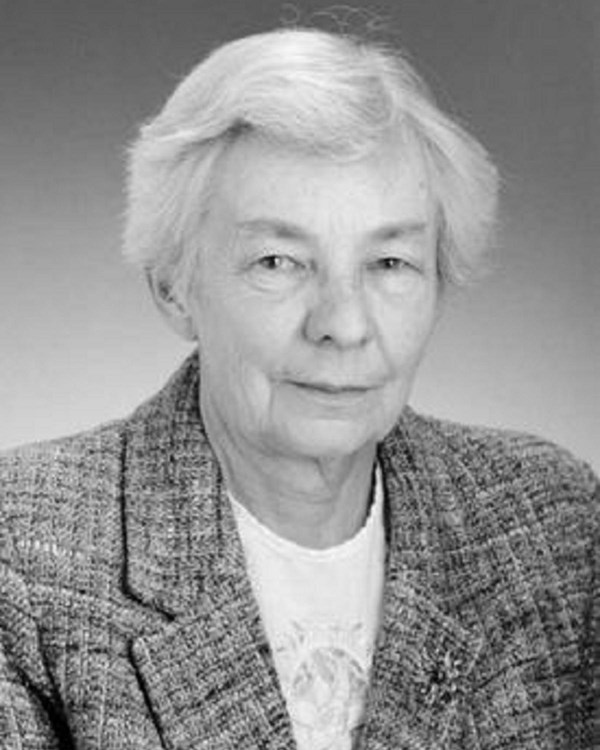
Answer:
[
  {"xmin": 0, "ymin": 418, "xmax": 125, "ymax": 492},
  {"xmin": 390, "ymin": 409, "xmax": 599, "ymax": 540},
  {"xmin": 0, "ymin": 420, "xmax": 126, "ymax": 568},
  {"xmin": 386, "ymin": 411, "xmax": 599, "ymax": 630},
  {"xmin": 404, "ymin": 409, "xmax": 597, "ymax": 493}
]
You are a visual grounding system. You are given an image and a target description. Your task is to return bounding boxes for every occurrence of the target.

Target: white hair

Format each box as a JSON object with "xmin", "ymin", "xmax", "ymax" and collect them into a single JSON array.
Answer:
[{"xmin": 124, "ymin": 28, "xmax": 499, "ymax": 303}]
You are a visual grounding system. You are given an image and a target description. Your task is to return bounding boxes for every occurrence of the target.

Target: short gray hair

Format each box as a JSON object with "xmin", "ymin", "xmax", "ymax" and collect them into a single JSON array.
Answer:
[{"xmin": 124, "ymin": 28, "xmax": 499, "ymax": 303}]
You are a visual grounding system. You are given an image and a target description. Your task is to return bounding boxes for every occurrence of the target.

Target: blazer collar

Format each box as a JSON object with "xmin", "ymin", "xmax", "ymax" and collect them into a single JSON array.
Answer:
[
  {"xmin": 360, "ymin": 423, "xmax": 484, "ymax": 747},
  {"xmin": 123, "ymin": 352, "xmax": 247, "ymax": 616},
  {"xmin": 122, "ymin": 353, "xmax": 483, "ymax": 748}
]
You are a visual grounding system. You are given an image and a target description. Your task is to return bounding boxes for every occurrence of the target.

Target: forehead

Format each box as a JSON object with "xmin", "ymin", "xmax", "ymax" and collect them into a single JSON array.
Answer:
[{"xmin": 208, "ymin": 133, "xmax": 432, "ymax": 233}]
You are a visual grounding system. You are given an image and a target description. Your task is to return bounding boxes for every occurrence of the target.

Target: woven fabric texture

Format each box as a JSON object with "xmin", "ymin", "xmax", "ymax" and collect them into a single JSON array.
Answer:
[{"xmin": 0, "ymin": 352, "xmax": 598, "ymax": 749}]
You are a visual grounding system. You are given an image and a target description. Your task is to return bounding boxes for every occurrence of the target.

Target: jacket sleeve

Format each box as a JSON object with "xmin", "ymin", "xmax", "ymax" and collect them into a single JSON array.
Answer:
[{"xmin": 0, "ymin": 558, "xmax": 71, "ymax": 749}]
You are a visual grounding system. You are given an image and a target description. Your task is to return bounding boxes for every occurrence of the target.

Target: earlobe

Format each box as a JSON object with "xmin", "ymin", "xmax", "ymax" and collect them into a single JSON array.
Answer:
[{"xmin": 147, "ymin": 271, "xmax": 197, "ymax": 341}]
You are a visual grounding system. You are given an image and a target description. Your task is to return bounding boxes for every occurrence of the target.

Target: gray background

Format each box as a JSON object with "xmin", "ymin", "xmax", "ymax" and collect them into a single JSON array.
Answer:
[{"xmin": 1, "ymin": 0, "xmax": 598, "ymax": 472}]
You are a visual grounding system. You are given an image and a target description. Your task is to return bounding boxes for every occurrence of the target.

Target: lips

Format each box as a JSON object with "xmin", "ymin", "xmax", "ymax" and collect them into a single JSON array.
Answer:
[
  {"xmin": 283, "ymin": 379, "xmax": 379, "ymax": 413},
  {"xmin": 292, "ymin": 381, "xmax": 371, "ymax": 394}
]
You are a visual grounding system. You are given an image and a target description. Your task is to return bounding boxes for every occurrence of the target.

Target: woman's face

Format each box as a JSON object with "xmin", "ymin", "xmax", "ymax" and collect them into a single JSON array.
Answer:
[{"xmin": 187, "ymin": 134, "xmax": 439, "ymax": 461}]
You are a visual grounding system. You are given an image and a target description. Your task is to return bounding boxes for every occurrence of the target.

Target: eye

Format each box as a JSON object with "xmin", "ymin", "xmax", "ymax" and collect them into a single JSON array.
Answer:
[
  {"xmin": 245, "ymin": 252, "xmax": 308, "ymax": 292},
  {"xmin": 368, "ymin": 257, "xmax": 413, "ymax": 272},
  {"xmin": 256, "ymin": 254, "xmax": 299, "ymax": 272},
  {"xmin": 365, "ymin": 254, "xmax": 425, "ymax": 294}
]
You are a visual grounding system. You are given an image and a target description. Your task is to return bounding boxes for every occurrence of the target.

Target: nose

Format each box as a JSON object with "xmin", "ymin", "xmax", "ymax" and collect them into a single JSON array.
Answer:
[{"xmin": 303, "ymin": 273, "xmax": 373, "ymax": 349}]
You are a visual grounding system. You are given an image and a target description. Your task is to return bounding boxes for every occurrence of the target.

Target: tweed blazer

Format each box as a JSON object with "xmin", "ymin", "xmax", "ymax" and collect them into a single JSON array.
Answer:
[{"xmin": 0, "ymin": 354, "xmax": 598, "ymax": 749}]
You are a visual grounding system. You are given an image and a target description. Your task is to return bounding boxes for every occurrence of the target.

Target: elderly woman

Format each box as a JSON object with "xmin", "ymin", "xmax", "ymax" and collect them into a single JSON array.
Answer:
[{"xmin": 0, "ymin": 27, "xmax": 597, "ymax": 750}]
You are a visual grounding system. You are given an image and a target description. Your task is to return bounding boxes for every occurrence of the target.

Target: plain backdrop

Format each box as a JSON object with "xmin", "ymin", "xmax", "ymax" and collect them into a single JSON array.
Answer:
[{"xmin": 1, "ymin": 0, "xmax": 598, "ymax": 472}]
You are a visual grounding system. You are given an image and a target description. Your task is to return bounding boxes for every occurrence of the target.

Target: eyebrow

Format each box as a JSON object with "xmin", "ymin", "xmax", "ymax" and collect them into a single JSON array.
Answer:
[
  {"xmin": 235, "ymin": 218, "xmax": 428, "ymax": 244},
  {"xmin": 369, "ymin": 221, "xmax": 428, "ymax": 242},
  {"xmin": 236, "ymin": 218, "xmax": 312, "ymax": 242}
]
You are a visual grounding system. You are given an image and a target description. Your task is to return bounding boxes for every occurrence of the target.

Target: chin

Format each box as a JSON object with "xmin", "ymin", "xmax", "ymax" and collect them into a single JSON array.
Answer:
[{"xmin": 275, "ymin": 418, "xmax": 379, "ymax": 460}]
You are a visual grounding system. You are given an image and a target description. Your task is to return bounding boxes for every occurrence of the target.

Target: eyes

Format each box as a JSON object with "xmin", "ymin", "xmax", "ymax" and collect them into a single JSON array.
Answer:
[
  {"xmin": 246, "ymin": 251, "xmax": 423, "ymax": 294},
  {"xmin": 253, "ymin": 252, "xmax": 418, "ymax": 274}
]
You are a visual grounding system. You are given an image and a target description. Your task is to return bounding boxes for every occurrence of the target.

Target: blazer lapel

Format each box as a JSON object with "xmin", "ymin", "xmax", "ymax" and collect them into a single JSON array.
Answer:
[
  {"xmin": 363, "ymin": 574, "xmax": 483, "ymax": 749},
  {"xmin": 121, "ymin": 354, "xmax": 295, "ymax": 749},
  {"xmin": 360, "ymin": 416, "xmax": 485, "ymax": 749},
  {"xmin": 130, "ymin": 573, "xmax": 293, "ymax": 750}
]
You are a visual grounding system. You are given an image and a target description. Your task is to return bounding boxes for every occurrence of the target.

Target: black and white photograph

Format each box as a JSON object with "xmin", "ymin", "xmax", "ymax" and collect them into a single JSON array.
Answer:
[{"xmin": 0, "ymin": 1, "xmax": 598, "ymax": 747}]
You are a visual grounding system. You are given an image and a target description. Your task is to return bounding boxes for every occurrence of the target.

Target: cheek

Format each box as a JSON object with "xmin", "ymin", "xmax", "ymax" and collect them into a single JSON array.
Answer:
[
  {"xmin": 196, "ymin": 301, "xmax": 291, "ymax": 414},
  {"xmin": 200, "ymin": 339, "xmax": 272, "ymax": 435},
  {"xmin": 378, "ymin": 292, "xmax": 438, "ymax": 371},
  {"xmin": 218, "ymin": 294, "xmax": 302, "ymax": 368}
]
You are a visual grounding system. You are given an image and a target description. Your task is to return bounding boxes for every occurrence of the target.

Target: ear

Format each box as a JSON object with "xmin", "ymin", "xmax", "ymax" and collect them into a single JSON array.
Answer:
[{"xmin": 147, "ymin": 271, "xmax": 197, "ymax": 341}]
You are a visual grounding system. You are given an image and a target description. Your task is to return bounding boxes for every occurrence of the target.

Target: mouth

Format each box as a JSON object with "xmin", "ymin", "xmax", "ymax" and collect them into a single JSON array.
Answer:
[
  {"xmin": 286, "ymin": 381, "xmax": 378, "ymax": 410},
  {"xmin": 292, "ymin": 381, "xmax": 371, "ymax": 395}
]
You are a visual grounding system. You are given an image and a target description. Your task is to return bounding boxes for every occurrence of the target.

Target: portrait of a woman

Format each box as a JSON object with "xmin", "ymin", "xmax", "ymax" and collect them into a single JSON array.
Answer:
[{"xmin": 0, "ymin": 17, "xmax": 597, "ymax": 750}]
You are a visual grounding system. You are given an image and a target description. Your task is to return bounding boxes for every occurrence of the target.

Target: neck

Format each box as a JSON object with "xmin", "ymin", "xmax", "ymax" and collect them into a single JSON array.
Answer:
[{"xmin": 201, "ymin": 399, "xmax": 377, "ymax": 550}]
